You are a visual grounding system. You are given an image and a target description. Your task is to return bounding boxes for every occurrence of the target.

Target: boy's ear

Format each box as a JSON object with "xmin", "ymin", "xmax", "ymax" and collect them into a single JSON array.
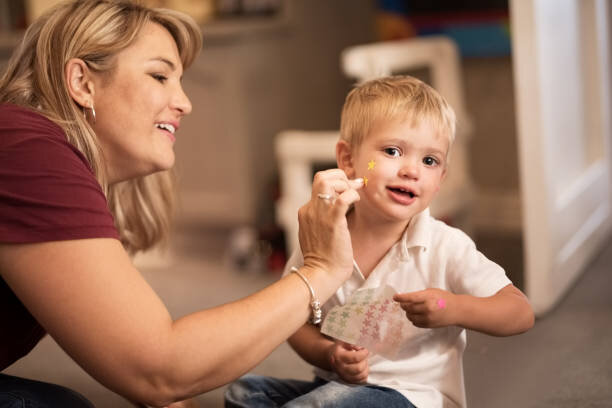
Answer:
[
  {"xmin": 336, "ymin": 140, "xmax": 356, "ymax": 178},
  {"xmin": 65, "ymin": 58, "xmax": 95, "ymax": 109}
]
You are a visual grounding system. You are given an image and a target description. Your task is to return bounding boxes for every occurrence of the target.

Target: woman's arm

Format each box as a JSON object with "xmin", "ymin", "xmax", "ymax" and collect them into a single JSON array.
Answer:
[
  {"xmin": 394, "ymin": 284, "xmax": 535, "ymax": 337},
  {"xmin": 0, "ymin": 172, "xmax": 363, "ymax": 407},
  {"xmin": 0, "ymin": 239, "xmax": 332, "ymax": 405}
]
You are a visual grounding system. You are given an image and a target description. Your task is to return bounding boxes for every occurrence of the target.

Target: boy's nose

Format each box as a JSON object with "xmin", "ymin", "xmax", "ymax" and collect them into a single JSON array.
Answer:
[{"xmin": 399, "ymin": 161, "xmax": 419, "ymax": 179}]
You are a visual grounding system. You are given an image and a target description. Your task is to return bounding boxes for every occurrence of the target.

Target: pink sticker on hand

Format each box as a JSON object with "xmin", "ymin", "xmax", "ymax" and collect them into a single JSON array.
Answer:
[{"xmin": 437, "ymin": 298, "xmax": 446, "ymax": 309}]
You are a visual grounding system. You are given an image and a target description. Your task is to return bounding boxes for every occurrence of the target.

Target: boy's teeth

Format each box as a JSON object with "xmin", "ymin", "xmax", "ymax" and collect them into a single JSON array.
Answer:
[{"xmin": 391, "ymin": 187, "xmax": 415, "ymax": 198}]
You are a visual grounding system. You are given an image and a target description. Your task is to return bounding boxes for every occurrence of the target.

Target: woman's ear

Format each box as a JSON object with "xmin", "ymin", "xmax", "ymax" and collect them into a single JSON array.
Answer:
[
  {"xmin": 65, "ymin": 58, "xmax": 95, "ymax": 109},
  {"xmin": 336, "ymin": 140, "xmax": 356, "ymax": 178}
]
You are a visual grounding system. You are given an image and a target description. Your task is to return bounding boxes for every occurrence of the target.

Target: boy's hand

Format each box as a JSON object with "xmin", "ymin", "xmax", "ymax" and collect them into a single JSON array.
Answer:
[
  {"xmin": 327, "ymin": 341, "xmax": 369, "ymax": 384},
  {"xmin": 394, "ymin": 288, "xmax": 456, "ymax": 328}
]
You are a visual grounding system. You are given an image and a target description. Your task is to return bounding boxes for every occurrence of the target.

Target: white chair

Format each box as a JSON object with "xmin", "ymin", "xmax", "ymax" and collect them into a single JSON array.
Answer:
[{"xmin": 276, "ymin": 36, "xmax": 475, "ymax": 254}]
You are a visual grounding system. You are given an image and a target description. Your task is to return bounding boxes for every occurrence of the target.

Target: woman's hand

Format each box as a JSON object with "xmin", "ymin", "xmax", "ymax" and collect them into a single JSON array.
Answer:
[
  {"xmin": 327, "ymin": 341, "xmax": 369, "ymax": 384},
  {"xmin": 297, "ymin": 169, "xmax": 363, "ymax": 282}
]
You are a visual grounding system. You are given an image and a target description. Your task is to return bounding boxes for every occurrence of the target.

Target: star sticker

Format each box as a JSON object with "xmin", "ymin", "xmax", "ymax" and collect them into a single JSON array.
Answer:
[
  {"xmin": 363, "ymin": 176, "xmax": 368, "ymax": 186},
  {"xmin": 367, "ymin": 159, "xmax": 376, "ymax": 170}
]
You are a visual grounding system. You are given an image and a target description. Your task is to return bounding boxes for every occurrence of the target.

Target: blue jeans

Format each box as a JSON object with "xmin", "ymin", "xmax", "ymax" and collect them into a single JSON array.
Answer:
[
  {"xmin": 0, "ymin": 373, "xmax": 95, "ymax": 408},
  {"xmin": 224, "ymin": 374, "xmax": 417, "ymax": 407}
]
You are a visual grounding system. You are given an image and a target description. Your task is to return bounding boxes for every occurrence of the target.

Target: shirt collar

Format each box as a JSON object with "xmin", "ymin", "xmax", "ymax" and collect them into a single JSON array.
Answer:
[{"xmin": 399, "ymin": 207, "xmax": 431, "ymax": 260}]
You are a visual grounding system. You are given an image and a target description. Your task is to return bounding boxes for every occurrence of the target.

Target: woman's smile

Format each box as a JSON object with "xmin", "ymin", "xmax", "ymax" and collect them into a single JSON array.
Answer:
[{"xmin": 155, "ymin": 122, "xmax": 178, "ymax": 142}]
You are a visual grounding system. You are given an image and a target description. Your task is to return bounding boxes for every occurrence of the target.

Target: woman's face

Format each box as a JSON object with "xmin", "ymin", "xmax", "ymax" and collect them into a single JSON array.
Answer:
[{"xmin": 91, "ymin": 22, "xmax": 192, "ymax": 183}]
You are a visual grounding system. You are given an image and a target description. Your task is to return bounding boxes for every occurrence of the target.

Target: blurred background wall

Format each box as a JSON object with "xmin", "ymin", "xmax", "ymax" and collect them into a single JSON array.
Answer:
[
  {"xmin": 171, "ymin": 0, "xmax": 524, "ymax": 287},
  {"xmin": 2, "ymin": 0, "xmax": 609, "ymax": 312},
  {"xmin": 0, "ymin": 0, "xmax": 525, "ymax": 284}
]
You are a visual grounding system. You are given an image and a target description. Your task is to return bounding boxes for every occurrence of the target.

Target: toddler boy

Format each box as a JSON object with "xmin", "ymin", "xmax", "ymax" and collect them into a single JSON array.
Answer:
[{"xmin": 225, "ymin": 76, "xmax": 534, "ymax": 408}]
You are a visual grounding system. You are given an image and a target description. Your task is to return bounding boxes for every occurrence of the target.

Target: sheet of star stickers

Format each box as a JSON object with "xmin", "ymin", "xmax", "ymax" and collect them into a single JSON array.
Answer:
[{"xmin": 320, "ymin": 285, "xmax": 414, "ymax": 360}]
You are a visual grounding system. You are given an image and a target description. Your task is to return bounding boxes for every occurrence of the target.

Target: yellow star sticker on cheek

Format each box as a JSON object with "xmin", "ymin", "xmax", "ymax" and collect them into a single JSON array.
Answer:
[
  {"xmin": 363, "ymin": 176, "xmax": 368, "ymax": 186},
  {"xmin": 367, "ymin": 159, "xmax": 376, "ymax": 170}
]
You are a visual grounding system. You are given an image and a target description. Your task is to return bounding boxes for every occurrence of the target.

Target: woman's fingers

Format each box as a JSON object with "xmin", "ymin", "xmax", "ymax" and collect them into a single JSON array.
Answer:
[
  {"xmin": 311, "ymin": 169, "xmax": 363, "ymax": 198},
  {"xmin": 297, "ymin": 169, "xmax": 364, "ymax": 281},
  {"xmin": 330, "ymin": 188, "xmax": 361, "ymax": 216}
]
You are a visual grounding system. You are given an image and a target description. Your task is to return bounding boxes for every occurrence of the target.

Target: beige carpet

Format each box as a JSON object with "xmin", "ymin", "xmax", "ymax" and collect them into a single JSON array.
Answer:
[{"xmin": 5, "ymin": 228, "xmax": 612, "ymax": 407}]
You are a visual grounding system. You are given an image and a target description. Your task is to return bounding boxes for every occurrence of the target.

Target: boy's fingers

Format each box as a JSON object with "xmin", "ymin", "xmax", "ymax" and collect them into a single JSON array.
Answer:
[
  {"xmin": 402, "ymin": 303, "xmax": 428, "ymax": 314},
  {"xmin": 338, "ymin": 347, "xmax": 369, "ymax": 363},
  {"xmin": 338, "ymin": 341, "xmax": 356, "ymax": 349},
  {"xmin": 342, "ymin": 362, "xmax": 365, "ymax": 376},
  {"xmin": 394, "ymin": 290, "xmax": 426, "ymax": 303},
  {"xmin": 339, "ymin": 358, "xmax": 369, "ymax": 378}
]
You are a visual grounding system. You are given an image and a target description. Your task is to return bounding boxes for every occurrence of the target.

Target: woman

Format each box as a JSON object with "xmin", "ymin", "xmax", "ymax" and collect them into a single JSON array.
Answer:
[{"xmin": 0, "ymin": 1, "xmax": 362, "ymax": 406}]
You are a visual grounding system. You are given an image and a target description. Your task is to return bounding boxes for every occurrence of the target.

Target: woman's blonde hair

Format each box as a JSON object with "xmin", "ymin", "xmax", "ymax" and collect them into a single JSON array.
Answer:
[
  {"xmin": 340, "ymin": 75, "xmax": 456, "ymax": 153},
  {"xmin": 0, "ymin": 0, "xmax": 202, "ymax": 253}
]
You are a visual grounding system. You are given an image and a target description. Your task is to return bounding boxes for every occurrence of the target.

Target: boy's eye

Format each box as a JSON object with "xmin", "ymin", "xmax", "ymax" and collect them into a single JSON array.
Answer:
[
  {"xmin": 384, "ymin": 147, "xmax": 401, "ymax": 157},
  {"xmin": 423, "ymin": 156, "xmax": 439, "ymax": 166}
]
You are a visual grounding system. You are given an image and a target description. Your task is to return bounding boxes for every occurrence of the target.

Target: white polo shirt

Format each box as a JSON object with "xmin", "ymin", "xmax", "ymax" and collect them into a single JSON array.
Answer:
[{"xmin": 284, "ymin": 208, "xmax": 512, "ymax": 408}]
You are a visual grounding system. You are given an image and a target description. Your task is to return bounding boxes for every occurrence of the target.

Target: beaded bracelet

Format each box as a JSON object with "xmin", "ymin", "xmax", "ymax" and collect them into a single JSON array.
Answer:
[{"xmin": 290, "ymin": 266, "xmax": 322, "ymax": 325}]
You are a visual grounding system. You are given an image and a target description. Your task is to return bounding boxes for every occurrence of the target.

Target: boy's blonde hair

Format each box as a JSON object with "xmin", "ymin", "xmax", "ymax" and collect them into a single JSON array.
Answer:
[
  {"xmin": 0, "ymin": 0, "xmax": 202, "ymax": 254},
  {"xmin": 340, "ymin": 75, "xmax": 456, "ymax": 152}
]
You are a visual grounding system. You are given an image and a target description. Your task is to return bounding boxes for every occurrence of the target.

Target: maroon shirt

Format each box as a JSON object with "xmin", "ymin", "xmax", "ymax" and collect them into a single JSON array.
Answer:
[{"xmin": 0, "ymin": 104, "xmax": 119, "ymax": 370}]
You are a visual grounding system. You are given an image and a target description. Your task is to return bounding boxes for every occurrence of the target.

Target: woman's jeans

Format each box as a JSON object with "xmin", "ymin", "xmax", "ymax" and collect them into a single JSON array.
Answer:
[
  {"xmin": 0, "ymin": 373, "xmax": 95, "ymax": 408},
  {"xmin": 225, "ymin": 374, "xmax": 417, "ymax": 408}
]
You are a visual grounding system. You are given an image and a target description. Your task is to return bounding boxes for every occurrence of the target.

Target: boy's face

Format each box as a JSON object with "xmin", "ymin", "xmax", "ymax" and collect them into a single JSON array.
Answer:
[{"xmin": 338, "ymin": 118, "xmax": 449, "ymax": 224}]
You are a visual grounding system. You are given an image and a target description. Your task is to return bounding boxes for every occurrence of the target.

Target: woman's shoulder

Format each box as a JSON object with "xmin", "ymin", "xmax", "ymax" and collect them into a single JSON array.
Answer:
[
  {"xmin": 0, "ymin": 103, "xmax": 65, "ymax": 141},
  {"xmin": 0, "ymin": 103, "xmax": 92, "ymax": 172},
  {"xmin": 0, "ymin": 103, "xmax": 118, "ymax": 244}
]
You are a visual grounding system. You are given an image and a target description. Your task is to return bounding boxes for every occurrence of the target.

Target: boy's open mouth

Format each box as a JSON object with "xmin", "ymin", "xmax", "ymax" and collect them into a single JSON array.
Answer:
[{"xmin": 388, "ymin": 187, "xmax": 416, "ymax": 199}]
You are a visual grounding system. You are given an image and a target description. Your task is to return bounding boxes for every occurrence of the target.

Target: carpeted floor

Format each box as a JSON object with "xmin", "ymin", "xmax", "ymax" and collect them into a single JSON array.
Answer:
[
  {"xmin": 464, "ymin": 235, "xmax": 612, "ymax": 408},
  {"xmin": 4, "ymin": 229, "xmax": 612, "ymax": 407}
]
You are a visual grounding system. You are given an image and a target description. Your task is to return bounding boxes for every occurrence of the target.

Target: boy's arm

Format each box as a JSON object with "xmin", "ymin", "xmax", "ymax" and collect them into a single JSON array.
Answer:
[
  {"xmin": 394, "ymin": 284, "xmax": 535, "ymax": 337},
  {"xmin": 453, "ymin": 284, "xmax": 534, "ymax": 336},
  {"xmin": 288, "ymin": 324, "xmax": 335, "ymax": 371}
]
